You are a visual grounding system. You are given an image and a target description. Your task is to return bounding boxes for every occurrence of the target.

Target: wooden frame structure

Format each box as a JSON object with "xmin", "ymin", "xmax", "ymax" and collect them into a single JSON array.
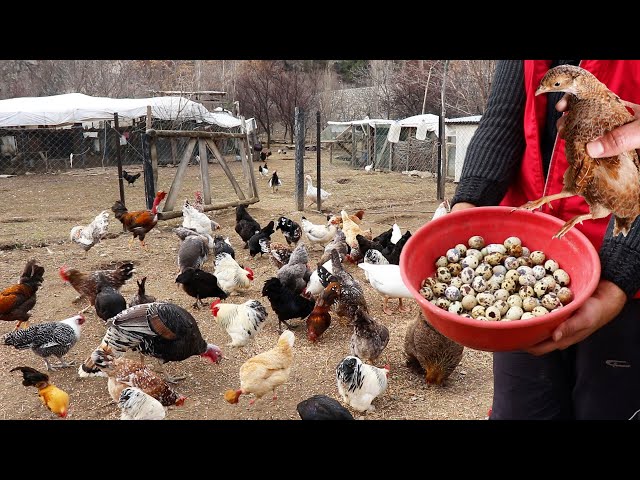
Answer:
[{"xmin": 143, "ymin": 119, "xmax": 259, "ymax": 221}]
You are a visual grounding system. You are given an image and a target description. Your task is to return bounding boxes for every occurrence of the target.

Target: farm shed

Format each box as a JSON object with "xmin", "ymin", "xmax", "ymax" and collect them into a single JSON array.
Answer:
[
  {"xmin": 444, "ymin": 115, "xmax": 482, "ymax": 182},
  {"xmin": 323, "ymin": 117, "xmax": 394, "ymax": 168},
  {"xmin": 0, "ymin": 93, "xmax": 252, "ymax": 174}
]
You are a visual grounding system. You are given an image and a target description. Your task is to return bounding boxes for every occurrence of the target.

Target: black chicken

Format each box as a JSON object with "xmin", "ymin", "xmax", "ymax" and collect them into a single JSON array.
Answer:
[
  {"xmin": 175, "ymin": 268, "xmax": 229, "ymax": 309},
  {"xmin": 129, "ymin": 277, "xmax": 157, "ymax": 307},
  {"xmin": 81, "ymin": 302, "xmax": 222, "ymax": 381},
  {"xmin": 276, "ymin": 216, "xmax": 302, "ymax": 246},
  {"xmin": 371, "ymin": 227, "xmax": 394, "ymax": 248},
  {"xmin": 297, "ymin": 394, "xmax": 354, "ymax": 420},
  {"xmin": 354, "ymin": 234, "xmax": 385, "ymax": 263},
  {"xmin": 248, "ymin": 220, "xmax": 275, "ymax": 258},
  {"xmin": 213, "ymin": 235, "xmax": 235, "ymax": 259},
  {"xmin": 94, "ymin": 281, "xmax": 127, "ymax": 322},
  {"xmin": 234, "ymin": 205, "xmax": 261, "ymax": 249},
  {"xmin": 383, "ymin": 230, "xmax": 412, "ymax": 265},
  {"xmin": 261, "ymin": 277, "xmax": 315, "ymax": 332},
  {"xmin": 122, "ymin": 170, "xmax": 141, "ymax": 186}
]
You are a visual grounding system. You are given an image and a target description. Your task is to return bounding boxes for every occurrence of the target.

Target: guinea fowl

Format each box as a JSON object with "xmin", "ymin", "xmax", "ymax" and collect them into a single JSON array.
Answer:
[
  {"xmin": 81, "ymin": 302, "xmax": 222, "ymax": 383},
  {"xmin": 517, "ymin": 64, "xmax": 640, "ymax": 237}
]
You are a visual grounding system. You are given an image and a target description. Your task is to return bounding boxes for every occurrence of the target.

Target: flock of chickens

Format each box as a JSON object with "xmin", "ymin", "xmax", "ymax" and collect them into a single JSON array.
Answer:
[{"xmin": 0, "ymin": 165, "xmax": 459, "ymax": 420}]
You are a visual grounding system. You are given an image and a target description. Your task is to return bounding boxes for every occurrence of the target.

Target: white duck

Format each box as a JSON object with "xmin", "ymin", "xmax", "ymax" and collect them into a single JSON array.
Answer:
[
  {"xmin": 364, "ymin": 162, "xmax": 374, "ymax": 173},
  {"xmin": 357, "ymin": 263, "xmax": 413, "ymax": 315},
  {"xmin": 300, "ymin": 216, "xmax": 337, "ymax": 247},
  {"xmin": 305, "ymin": 174, "xmax": 331, "ymax": 208},
  {"xmin": 432, "ymin": 199, "xmax": 451, "ymax": 220}
]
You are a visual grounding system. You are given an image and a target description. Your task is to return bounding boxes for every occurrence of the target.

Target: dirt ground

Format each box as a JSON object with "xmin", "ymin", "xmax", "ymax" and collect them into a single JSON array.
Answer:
[{"xmin": 0, "ymin": 149, "xmax": 493, "ymax": 420}]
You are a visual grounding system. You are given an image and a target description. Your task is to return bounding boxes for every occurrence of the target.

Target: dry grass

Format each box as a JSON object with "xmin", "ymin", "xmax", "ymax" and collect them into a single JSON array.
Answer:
[{"xmin": 0, "ymin": 150, "xmax": 492, "ymax": 420}]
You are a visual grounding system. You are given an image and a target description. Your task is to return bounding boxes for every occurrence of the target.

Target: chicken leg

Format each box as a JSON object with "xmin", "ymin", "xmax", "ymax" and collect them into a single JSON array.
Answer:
[
  {"xmin": 512, "ymin": 191, "xmax": 576, "ymax": 212},
  {"xmin": 383, "ymin": 297, "xmax": 394, "ymax": 315}
]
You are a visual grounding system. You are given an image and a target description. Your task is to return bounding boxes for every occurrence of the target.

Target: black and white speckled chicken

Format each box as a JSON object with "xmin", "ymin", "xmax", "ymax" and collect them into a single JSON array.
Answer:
[
  {"xmin": 519, "ymin": 64, "xmax": 640, "ymax": 237},
  {"xmin": 266, "ymin": 240, "xmax": 294, "ymax": 269},
  {"xmin": 210, "ymin": 299, "xmax": 268, "ymax": 347},
  {"xmin": 3, "ymin": 314, "xmax": 85, "ymax": 371},
  {"xmin": 329, "ymin": 249, "xmax": 369, "ymax": 323},
  {"xmin": 276, "ymin": 216, "xmax": 302, "ymax": 246},
  {"xmin": 277, "ymin": 243, "xmax": 312, "ymax": 295},
  {"xmin": 336, "ymin": 355, "xmax": 389, "ymax": 413},
  {"xmin": 213, "ymin": 235, "xmax": 235, "ymax": 259},
  {"xmin": 364, "ymin": 249, "xmax": 389, "ymax": 265},
  {"xmin": 118, "ymin": 386, "xmax": 166, "ymax": 420},
  {"xmin": 129, "ymin": 277, "xmax": 156, "ymax": 307},
  {"xmin": 349, "ymin": 306, "xmax": 389, "ymax": 364},
  {"xmin": 81, "ymin": 302, "xmax": 222, "ymax": 380}
]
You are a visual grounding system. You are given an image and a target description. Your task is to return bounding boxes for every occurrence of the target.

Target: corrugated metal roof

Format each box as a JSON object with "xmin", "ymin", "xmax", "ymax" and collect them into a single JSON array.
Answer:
[{"xmin": 445, "ymin": 115, "xmax": 482, "ymax": 124}]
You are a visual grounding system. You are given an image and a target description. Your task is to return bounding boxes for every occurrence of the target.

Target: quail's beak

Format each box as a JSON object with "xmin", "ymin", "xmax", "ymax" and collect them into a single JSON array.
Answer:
[{"xmin": 535, "ymin": 85, "xmax": 550, "ymax": 96}]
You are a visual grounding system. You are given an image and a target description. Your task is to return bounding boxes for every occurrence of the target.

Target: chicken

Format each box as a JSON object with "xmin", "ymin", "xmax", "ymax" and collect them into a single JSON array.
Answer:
[
  {"xmin": 329, "ymin": 249, "xmax": 369, "ymax": 323},
  {"xmin": 210, "ymin": 236, "xmax": 234, "ymax": 260},
  {"xmin": 349, "ymin": 306, "xmax": 390, "ymax": 363},
  {"xmin": 332, "ymin": 209, "xmax": 365, "ymax": 227},
  {"xmin": 364, "ymin": 162, "xmax": 374, "ymax": 173},
  {"xmin": 297, "ymin": 394, "xmax": 355, "ymax": 420},
  {"xmin": 390, "ymin": 223, "xmax": 402, "ymax": 244},
  {"xmin": 307, "ymin": 281, "xmax": 341, "ymax": 342},
  {"xmin": 0, "ymin": 259, "xmax": 45, "ymax": 329},
  {"xmin": 371, "ymin": 227, "xmax": 394, "ymax": 248},
  {"xmin": 234, "ymin": 204, "xmax": 261, "ymax": 248},
  {"xmin": 10, "ymin": 366, "xmax": 70, "ymax": 418},
  {"xmin": 248, "ymin": 220, "xmax": 275, "ymax": 258},
  {"xmin": 118, "ymin": 386, "xmax": 166, "ymax": 420},
  {"xmin": 175, "ymin": 267, "xmax": 229, "ymax": 309},
  {"xmin": 382, "ymin": 230, "xmax": 412, "ymax": 265},
  {"xmin": 276, "ymin": 216, "xmax": 302, "ymax": 246},
  {"xmin": 404, "ymin": 310, "xmax": 464, "ymax": 386},
  {"xmin": 261, "ymin": 277, "xmax": 315, "ymax": 332},
  {"xmin": 210, "ymin": 299, "xmax": 268, "ymax": 347},
  {"xmin": 277, "ymin": 243, "xmax": 312, "ymax": 295},
  {"xmin": 351, "ymin": 233, "xmax": 385, "ymax": 264},
  {"xmin": 59, "ymin": 261, "xmax": 135, "ymax": 308},
  {"xmin": 364, "ymin": 249, "xmax": 389, "ymax": 266},
  {"xmin": 81, "ymin": 302, "xmax": 222, "ymax": 380},
  {"xmin": 266, "ymin": 240, "xmax": 294, "ymax": 269},
  {"xmin": 336, "ymin": 355, "xmax": 389, "ymax": 413},
  {"xmin": 122, "ymin": 169, "xmax": 141, "ymax": 186},
  {"xmin": 305, "ymin": 174, "xmax": 331, "ymax": 208},
  {"xmin": 94, "ymin": 281, "xmax": 127, "ymax": 322},
  {"xmin": 318, "ymin": 229, "xmax": 349, "ymax": 265},
  {"xmin": 192, "ymin": 190, "xmax": 206, "ymax": 213},
  {"xmin": 129, "ymin": 276, "xmax": 157, "ymax": 307},
  {"xmin": 258, "ymin": 162, "xmax": 269, "ymax": 177},
  {"xmin": 432, "ymin": 199, "xmax": 450, "ymax": 220},
  {"xmin": 182, "ymin": 199, "xmax": 220, "ymax": 236},
  {"xmin": 306, "ymin": 261, "xmax": 334, "ymax": 298},
  {"xmin": 175, "ymin": 227, "xmax": 212, "ymax": 273},
  {"xmin": 213, "ymin": 252, "xmax": 254, "ymax": 296},
  {"xmin": 69, "ymin": 210, "xmax": 109, "ymax": 253},
  {"xmin": 268, "ymin": 170, "xmax": 282, "ymax": 193},
  {"xmin": 90, "ymin": 348, "xmax": 185, "ymax": 406},
  {"xmin": 357, "ymin": 263, "xmax": 414, "ymax": 315},
  {"xmin": 300, "ymin": 216, "xmax": 337, "ymax": 247},
  {"xmin": 3, "ymin": 314, "xmax": 85, "ymax": 371},
  {"xmin": 111, "ymin": 190, "xmax": 167, "ymax": 247},
  {"xmin": 518, "ymin": 64, "xmax": 640, "ymax": 237},
  {"xmin": 224, "ymin": 329, "xmax": 295, "ymax": 405},
  {"xmin": 339, "ymin": 210, "xmax": 367, "ymax": 254}
]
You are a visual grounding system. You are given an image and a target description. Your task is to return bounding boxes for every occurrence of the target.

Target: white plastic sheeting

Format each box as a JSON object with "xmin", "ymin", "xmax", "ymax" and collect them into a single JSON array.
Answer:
[
  {"xmin": 0, "ymin": 93, "xmax": 246, "ymax": 129},
  {"xmin": 388, "ymin": 114, "xmax": 440, "ymax": 143}
]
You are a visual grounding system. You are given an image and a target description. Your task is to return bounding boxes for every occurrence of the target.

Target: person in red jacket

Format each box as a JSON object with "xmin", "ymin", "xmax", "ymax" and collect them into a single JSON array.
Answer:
[{"xmin": 451, "ymin": 60, "xmax": 640, "ymax": 420}]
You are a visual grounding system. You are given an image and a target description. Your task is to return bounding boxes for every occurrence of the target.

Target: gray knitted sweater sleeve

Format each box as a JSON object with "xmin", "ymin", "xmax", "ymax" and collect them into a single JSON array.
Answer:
[{"xmin": 451, "ymin": 59, "xmax": 640, "ymax": 298}]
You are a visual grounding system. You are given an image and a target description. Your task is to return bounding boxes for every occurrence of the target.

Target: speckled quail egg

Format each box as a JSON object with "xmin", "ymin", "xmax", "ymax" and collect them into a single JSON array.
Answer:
[
  {"xmin": 533, "ymin": 281, "xmax": 549, "ymax": 298},
  {"xmin": 532, "ymin": 265, "xmax": 547, "ymax": 280},
  {"xmin": 471, "ymin": 276, "xmax": 488, "ymax": 293},
  {"xmin": 529, "ymin": 250, "xmax": 546, "ymax": 265},
  {"xmin": 501, "ymin": 278, "xmax": 518, "ymax": 294},
  {"xmin": 446, "ymin": 248, "xmax": 460, "ymax": 263},
  {"xmin": 503, "ymin": 236, "xmax": 522, "ymax": 249},
  {"xmin": 437, "ymin": 267, "xmax": 452, "ymax": 283},
  {"xmin": 460, "ymin": 284, "xmax": 475, "ymax": 296},
  {"xmin": 471, "ymin": 305, "xmax": 486, "ymax": 318},
  {"xmin": 487, "ymin": 276, "xmax": 503, "ymax": 292},
  {"xmin": 461, "ymin": 294, "xmax": 478, "ymax": 310},
  {"xmin": 435, "ymin": 255, "xmax": 448, "ymax": 268},
  {"xmin": 454, "ymin": 244, "xmax": 468, "ymax": 257},
  {"xmin": 541, "ymin": 292, "xmax": 561, "ymax": 310},
  {"xmin": 432, "ymin": 282, "xmax": 448, "ymax": 296},
  {"xmin": 506, "ymin": 243, "xmax": 524, "ymax": 257},
  {"xmin": 518, "ymin": 273, "xmax": 537, "ymax": 287},
  {"xmin": 557, "ymin": 287, "xmax": 573, "ymax": 304},
  {"xmin": 494, "ymin": 289, "xmax": 510, "ymax": 301},
  {"xmin": 493, "ymin": 265, "xmax": 507, "ymax": 276},
  {"xmin": 435, "ymin": 297, "xmax": 451, "ymax": 310},
  {"xmin": 466, "ymin": 249, "xmax": 484, "ymax": 262},
  {"xmin": 504, "ymin": 256, "xmax": 520, "ymax": 270},
  {"xmin": 450, "ymin": 277, "xmax": 463, "ymax": 288},
  {"xmin": 516, "ymin": 265, "xmax": 534, "ymax": 276},
  {"xmin": 517, "ymin": 256, "xmax": 533, "ymax": 267},
  {"xmin": 541, "ymin": 275, "xmax": 556, "ymax": 291},
  {"xmin": 484, "ymin": 252, "xmax": 505, "ymax": 266},
  {"xmin": 522, "ymin": 296, "xmax": 539, "ymax": 312},
  {"xmin": 493, "ymin": 299, "xmax": 509, "ymax": 315},
  {"xmin": 420, "ymin": 285, "xmax": 434, "ymax": 300},
  {"xmin": 531, "ymin": 306, "xmax": 549, "ymax": 316},
  {"xmin": 447, "ymin": 263, "xmax": 462, "ymax": 276},
  {"xmin": 460, "ymin": 267, "xmax": 475, "ymax": 284},
  {"xmin": 521, "ymin": 312, "xmax": 536, "ymax": 320},
  {"xmin": 505, "ymin": 269, "xmax": 520, "ymax": 282},
  {"xmin": 507, "ymin": 294, "xmax": 523, "ymax": 308},
  {"xmin": 519, "ymin": 285, "xmax": 535, "ymax": 298},
  {"xmin": 468, "ymin": 235, "xmax": 485, "ymax": 249},
  {"xmin": 476, "ymin": 292, "xmax": 496, "ymax": 307},
  {"xmin": 521, "ymin": 246, "xmax": 530, "ymax": 257},
  {"xmin": 553, "ymin": 269, "xmax": 571, "ymax": 287},
  {"xmin": 445, "ymin": 285, "xmax": 461, "ymax": 302},
  {"xmin": 475, "ymin": 263, "xmax": 493, "ymax": 280},
  {"xmin": 544, "ymin": 259, "xmax": 559, "ymax": 274},
  {"xmin": 448, "ymin": 301, "xmax": 464, "ymax": 315},
  {"xmin": 486, "ymin": 243, "xmax": 507, "ymax": 255},
  {"xmin": 461, "ymin": 255, "xmax": 480, "ymax": 269},
  {"xmin": 505, "ymin": 306, "xmax": 524, "ymax": 320},
  {"xmin": 485, "ymin": 305, "xmax": 502, "ymax": 321}
]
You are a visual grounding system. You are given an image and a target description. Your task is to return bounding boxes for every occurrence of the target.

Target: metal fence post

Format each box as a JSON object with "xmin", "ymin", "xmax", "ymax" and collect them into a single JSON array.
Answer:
[
  {"xmin": 294, "ymin": 107, "xmax": 305, "ymax": 211},
  {"xmin": 316, "ymin": 110, "xmax": 321, "ymax": 211},
  {"xmin": 114, "ymin": 113, "xmax": 125, "ymax": 208}
]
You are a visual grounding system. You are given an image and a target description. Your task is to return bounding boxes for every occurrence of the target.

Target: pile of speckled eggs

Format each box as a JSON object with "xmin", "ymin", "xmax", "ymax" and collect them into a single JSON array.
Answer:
[{"xmin": 420, "ymin": 235, "xmax": 574, "ymax": 321}]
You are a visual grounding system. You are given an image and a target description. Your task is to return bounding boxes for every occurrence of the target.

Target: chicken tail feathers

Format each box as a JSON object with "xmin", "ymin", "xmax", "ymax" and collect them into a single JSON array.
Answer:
[
  {"xmin": 20, "ymin": 259, "xmax": 45, "ymax": 288},
  {"xmin": 10, "ymin": 366, "xmax": 49, "ymax": 387},
  {"xmin": 613, "ymin": 216, "xmax": 633, "ymax": 237}
]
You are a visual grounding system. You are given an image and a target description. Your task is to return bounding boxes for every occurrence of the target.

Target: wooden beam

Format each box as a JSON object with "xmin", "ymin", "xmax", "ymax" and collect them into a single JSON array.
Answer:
[
  {"xmin": 205, "ymin": 138, "xmax": 246, "ymax": 200},
  {"xmin": 162, "ymin": 137, "xmax": 197, "ymax": 212},
  {"xmin": 198, "ymin": 138, "xmax": 211, "ymax": 205},
  {"xmin": 146, "ymin": 129, "xmax": 246, "ymax": 140},
  {"xmin": 240, "ymin": 116, "xmax": 259, "ymax": 199},
  {"xmin": 158, "ymin": 196, "xmax": 259, "ymax": 220},
  {"xmin": 150, "ymin": 134, "xmax": 159, "ymax": 190},
  {"xmin": 170, "ymin": 137, "xmax": 178, "ymax": 165}
]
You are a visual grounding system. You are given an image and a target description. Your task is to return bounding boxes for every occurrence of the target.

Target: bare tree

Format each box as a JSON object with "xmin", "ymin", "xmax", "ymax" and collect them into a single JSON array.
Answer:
[{"xmin": 445, "ymin": 60, "xmax": 497, "ymax": 116}]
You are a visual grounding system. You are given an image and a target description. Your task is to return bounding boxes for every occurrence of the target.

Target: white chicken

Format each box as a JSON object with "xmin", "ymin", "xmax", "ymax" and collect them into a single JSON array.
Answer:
[
  {"xmin": 364, "ymin": 162, "xmax": 374, "ymax": 173},
  {"xmin": 305, "ymin": 174, "xmax": 331, "ymax": 208},
  {"xmin": 118, "ymin": 386, "xmax": 166, "ymax": 420},
  {"xmin": 364, "ymin": 249, "xmax": 389, "ymax": 265},
  {"xmin": 210, "ymin": 299, "xmax": 268, "ymax": 347},
  {"xmin": 300, "ymin": 216, "xmax": 337, "ymax": 247},
  {"xmin": 182, "ymin": 200, "xmax": 220, "ymax": 236},
  {"xmin": 432, "ymin": 199, "xmax": 451, "ymax": 220},
  {"xmin": 213, "ymin": 252, "xmax": 254, "ymax": 296},
  {"xmin": 306, "ymin": 259, "xmax": 334, "ymax": 297},
  {"xmin": 336, "ymin": 355, "xmax": 389, "ymax": 413},
  {"xmin": 70, "ymin": 210, "xmax": 110, "ymax": 253},
  {"xmin": 390, "ymin": 223, "xmax": 402, "ymax": 244},
  {"xmin": 357, "ymin": 263, "xmax": 414, "ymax": 315}
]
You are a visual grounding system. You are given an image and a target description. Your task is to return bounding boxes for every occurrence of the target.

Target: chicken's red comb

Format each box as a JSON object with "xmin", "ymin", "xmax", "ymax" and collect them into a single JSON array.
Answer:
[
  {"xmin": 211, "ymin": 299, "xmax": 221, "ymax": 307},
  {"xmin": 58, "ymin": 266, "xmax": 68, "ymax": 280},
  {"xmin": 245, "ymin": 266, "xmax": 254, "ymax": 276},
  {"xmin": 384, "ymin": 364, "xmax": 391, "ymax": 371}
]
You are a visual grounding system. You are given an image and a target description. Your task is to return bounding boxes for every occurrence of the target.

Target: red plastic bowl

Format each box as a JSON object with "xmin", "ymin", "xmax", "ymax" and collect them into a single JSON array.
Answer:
[{"xmin": 400, "ymin": 206, "xmax": 601, "ymax": 352}]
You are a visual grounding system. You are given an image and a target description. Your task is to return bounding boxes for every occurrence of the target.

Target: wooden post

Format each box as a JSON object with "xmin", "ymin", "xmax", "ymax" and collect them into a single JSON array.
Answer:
[
  {"xmin": 113, "ymin": 113, "xmax": 125, "ymax": 210},
  {"xmin": 351, "ymin": 125, "xmax": 356, "ymax": 167},
  {"xmin": 330, "ymin": 142, "xmax": 333, "ymax": 165},
  {"xmin": 316, "ymin": 110, "xmax": 322, "ymax": 211},
  {"xmin": 239, "ymin": 116, "xmax": 259, "ymax": 199},
  {"xmin": 294, "ymin": 107, "xmax": 305, "ymax": 211},
  {"xmin": 437, "ymin": 60, "xmax": 450, "ymax": 201},
  {"xmin": 162, "ymin": 137, "xmax": 197, "ymax": 212},
  {"xmin": 170, "ymin": 138, "xmax": 178, "ymax": 165},
  {"xmin": 142, "ymin": 132, "xmax": 156, "ymax": 210},
  {"xmin": 205, "ymin": 139, "xmax": 246, "ymax": 200},
  {"xmin": 147, "ymin": 106, "xmax": 159, "ymax": 191},
  {"xmin": 198, "ymin": 138, "xmax": 211, "ymax": 205}
]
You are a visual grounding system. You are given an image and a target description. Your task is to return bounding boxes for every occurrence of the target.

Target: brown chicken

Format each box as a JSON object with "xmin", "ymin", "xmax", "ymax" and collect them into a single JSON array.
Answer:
[
  {"xmin": 329, "ymin": 248, "xmax": 369, "ymax": 323},
  {"xmin": 518, "ymin": 64, "xmax": 640, "ymax": 237},
  {"xmin": 224, "ymin": 329, "xmax": 295, "ymax": 405},
  {"xmin": 59, "ymin": 262, "xmax": 135, "ymax": 308},
  {"xmin": 0, "ymin": 259, "xmax": 45, "ymax": 329},
  {"xmin": 90, "ymin": 348, "xmax": 186, "ymax": 407},
  {"xmin": 306, "ymin": 281, "xmax": 341, "ymax": 342},
  {"xmin": 112, "ymin": 190, "xmax": 167, "ymax": 247},
  {"xmin": 404, "ymin": 310, "xmax": 464, "ymax": 386},
  {"xmin": 349, "ymin": 306, "xmax": 390, "ymax": 364},
  {"xmin": 332, "ymin": 209, "xmax": 365, "ymax": 227}
]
